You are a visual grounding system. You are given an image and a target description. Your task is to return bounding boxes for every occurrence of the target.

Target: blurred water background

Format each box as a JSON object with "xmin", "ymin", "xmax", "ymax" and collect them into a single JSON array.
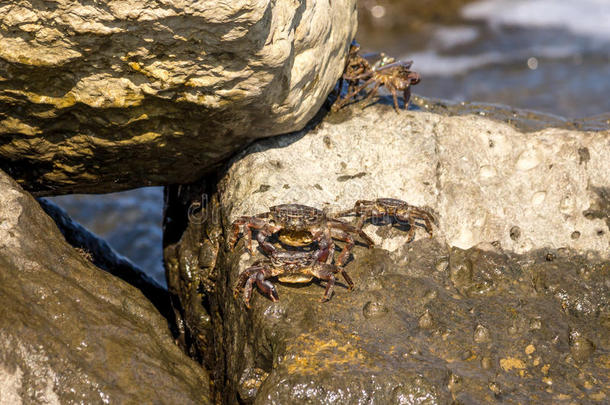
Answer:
[{"xmin": 51, "ymin": 0, "xmax": 610, "ymax": 288}]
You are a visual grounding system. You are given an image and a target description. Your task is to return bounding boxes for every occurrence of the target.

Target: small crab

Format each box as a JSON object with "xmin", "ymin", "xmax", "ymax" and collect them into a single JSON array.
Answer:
[
  {"xmin": 333, "ymin": 44, "xmax": 421, "ymax": 113},
  {"xmin": 229, "ymin": 203, "xmax": 374, "ymax": 266},
  {"xmin": 234, "ymin": 247, "xmax": 353, "ymax": 308},
  {"xmin": 337, "ymin": 198, "xmax": 435, "ymax": 243},
  {"xmin": 336, "ymin": 40, "xmax": 372, "ymax": 99}
]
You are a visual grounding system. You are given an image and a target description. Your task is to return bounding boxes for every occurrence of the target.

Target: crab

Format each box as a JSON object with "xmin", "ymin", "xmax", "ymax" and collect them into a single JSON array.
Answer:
[
  {"xmin": 370, "ymin": 53, "xmax": 396, "ymax": 71},
  {"xmin": 336, "ymin": 40, "xmax": 372, "ymax": 100},
  {"xmin": 333, "ymin": 45, "xmax": 421, "ymax": 113},
  {"xmin": 229, "ymin": 203, "xmax": 374, "ymax": 266},
  {"xmin": 336, "ymin": 198, "xmax": 435, "ymax": 243},
  {"xmin": 234, "ymin": 246, "xmax": 353, "ymax": 308}
]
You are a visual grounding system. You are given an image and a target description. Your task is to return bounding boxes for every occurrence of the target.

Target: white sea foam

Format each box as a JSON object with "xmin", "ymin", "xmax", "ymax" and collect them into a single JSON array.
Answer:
[
  {"xmin": 462, "ymin": 0, "xmax": 610, "ymax": 41},
  {"xmin": 431, "ymin": 26, "xmax": 480, "ymax": 49},
  {"xmin": 402, "ymin": 0, "xmax": 609, "ymax": 76},
  {"xmin": 406, "ymin": 44, "xmax": 581, "ymax": 76}
]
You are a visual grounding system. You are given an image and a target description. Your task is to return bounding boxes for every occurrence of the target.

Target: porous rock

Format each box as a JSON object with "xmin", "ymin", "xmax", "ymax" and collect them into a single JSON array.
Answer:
[
  {"xmin": 222, "ymin": 101, "xmax": 610, "ymax": 258},
  {"xmin": 164, "ymin": 101, "xmax": 609, "ymax": 403},
  {"xmin": 0, "ymin": 169, "xmax": 210, "ymax": 404},
  {"xmin": 0, "ymin": 0, "xmax": 357, "ymax": 195}
]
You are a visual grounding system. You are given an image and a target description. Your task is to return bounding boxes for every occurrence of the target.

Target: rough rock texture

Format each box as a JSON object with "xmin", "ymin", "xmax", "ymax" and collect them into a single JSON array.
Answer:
[
  {"xmin": 223, "ymin": 102, "xmax": 610, "ymax": 258},
  {"xmin": 0, "ymin": 170, "xmax": 210, "ymax": 404},
  {"xmin": 0, "ymin": 0, "xmax": 357, "ymax": 195},
  {"xmin": 221, "ymin": 242, "xmax": 609, "ymax": 404},
  {"xmin": 164, "ymin": 102, "xmax": 609, "ymax": 403},
  {"xmin": 163, "ymin": 183, "xmax": 222, "ymax": 401}
]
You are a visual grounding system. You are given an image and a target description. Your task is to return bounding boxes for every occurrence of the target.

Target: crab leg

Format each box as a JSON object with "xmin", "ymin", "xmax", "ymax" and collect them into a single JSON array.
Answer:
[
  {"xmin": 329, "ymin": 228, "xmax": 355, "ymax": 266},
  {"xmin": 310, "ymin": 228, "xmax": 336, "ymax": 265},
  {"xmin": 403, "ymin": 219, "xmax": 417, "ymax": 243},
  {"xmin": 329, "ymin": 219, "xmax": 374, "ymax": 247},
  {"xmin": 234, "ymin": 262, "xmax": 262, "ymax": 295},
  {"xmin": 362, "ymin": 81, "xmax": 383, "ymax": 107},
  {"xmin": 327, "ymin": 219, "xmax": 374, "ymax": 267},
  {"xmin": 339, "ymin": 268, "xmax": 354, "ymax": 291},
  {"xmin": 390, "ymin": 87, "xmax": 400, "ymax": 113},
  {"xmin": 403, "ymin": 71, "xmax": 420, "ymax": 107},
  {"xmin": 336, "ymin": 200, "xmax": 375, "ymax": 228},
  {"xmin": 333, "ymin": 75, "xmax": 376, "ymax": 110},
  {"xmin": 228, "ymin": 216, "xmax": 250, "ymax": 250},
  {"xmin": 235, "ymin": 263, "xmax": 278, "ymax": 309},
  {"xmin": 230, "ymin": 214, "xmax": 272, "ymax": 253},
  {"xmin": 312, "ymin": 263, "xmax": 337, "ymax": 302},
  {"xmin": 256, "ymin": 223, "xmax": 283, "ymax": 256},
  {"xmin": 313, "ymin": 262, "xmax": 355, "ymax": 302},
  {"xmin": 395, "ymin": 211, "xmax": 434, "ymax": 237}
]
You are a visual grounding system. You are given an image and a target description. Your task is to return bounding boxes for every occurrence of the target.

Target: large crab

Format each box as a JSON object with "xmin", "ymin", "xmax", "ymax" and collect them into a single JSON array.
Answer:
[
  {"xmin": 229, "ymin": 203, "xmax": 374, "ymax": 266},
  {"xmin": 336, "ymin": 198, "xmax": 436, "ymax": 243},
  {"xmin": 333, "ymin": 44, "xmax": 421, "ymax": 113},
  {"xmin": 234, "ymin": 246, "xmax": 353, "ymax": 308}
]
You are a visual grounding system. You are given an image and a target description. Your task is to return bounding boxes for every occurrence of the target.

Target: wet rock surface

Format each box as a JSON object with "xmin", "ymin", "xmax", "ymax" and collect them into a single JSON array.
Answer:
[
  {"xmin": 164, "ymin": 101, "xmax": 609, "ymax": 403},
  {"xmin": 0, "ymin": 170, "xmax": 210, "ymax": 404},
  {"xmin": 232, "ymin": 242, "xmax": 608, "ymax": 404},
  {"xmin": 168, "ymin": 200, "xmax": 609, "ymax": 403},
  {"xmin": 0, "ymin": 0, "xmax": 356, "ymax": 195},
  {"xmin": 38, "ymin": 197, "xmax": 172, "ymax": 319}
]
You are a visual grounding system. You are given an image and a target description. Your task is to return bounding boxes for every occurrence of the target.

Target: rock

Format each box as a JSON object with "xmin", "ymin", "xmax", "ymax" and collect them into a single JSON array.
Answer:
[
  {"xmin": 49, "ymin": 187, "xmax": 167, "ymax": 287},
  {"xmin": 0, "ymin": 0, "xmax": 357, "ymax": 195},
  {"xmin": 222, "ymin": 101, "xmax": 610, "ymax": 258},
  {"xmin": 0, "ymin": 170, "xmax": 210, "ymax": 404},
  {"xmin": 164, "ymin": 101, "xmax": 609, "ymax": 403},
  {"xmin": 37, "ymin": 197, "xmax": 172, "ymax": 319}
]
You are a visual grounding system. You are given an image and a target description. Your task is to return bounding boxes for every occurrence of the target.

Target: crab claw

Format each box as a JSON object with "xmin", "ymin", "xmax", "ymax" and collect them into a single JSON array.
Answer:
[
  {"xmin": 269, "ymin": 289, "xmax": 279, "ymax": 303},
  {"xmin": 256, "ymin": 277, "xmax": 279, "ymax": 303}
]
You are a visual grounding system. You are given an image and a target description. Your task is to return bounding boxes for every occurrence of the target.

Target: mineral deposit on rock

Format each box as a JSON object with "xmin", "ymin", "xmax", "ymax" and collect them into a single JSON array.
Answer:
[{"xmin": 0, "ymin": 0, "xmax": 357, "ymax": 195}]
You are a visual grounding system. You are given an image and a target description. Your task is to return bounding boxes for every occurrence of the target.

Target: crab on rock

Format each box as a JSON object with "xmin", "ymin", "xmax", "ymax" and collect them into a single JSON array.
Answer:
[
  {"xmin": 234, "ymin": 247, "xmax": 353, "ymax": 308},
  {"xmin": 332, "ymin": 42, "xmax": 421, "ymax": 113},
  {"xmin": 229, "ymin": 204, "xmax": 374, "ymax": 266},
  {"xmin": 337, "ymin": 40, "xmax": 372, "ymax": 98},
  {"xmin": 337, "ymin": 198, "xmax": 436, "ymax": 243}
]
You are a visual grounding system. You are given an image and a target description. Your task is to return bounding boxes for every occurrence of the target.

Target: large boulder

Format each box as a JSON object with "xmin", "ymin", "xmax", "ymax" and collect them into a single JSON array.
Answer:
[
  {"xmin": 0, "ymin": 169, "xmax": 211, "ymax": 404},
  {"xmin": 164, "ymin": 100, "xmax": 609, "ymax": 403},
  {"xmin": 0, "ymin": 0, "xmax": 357, "ymax": 195}
]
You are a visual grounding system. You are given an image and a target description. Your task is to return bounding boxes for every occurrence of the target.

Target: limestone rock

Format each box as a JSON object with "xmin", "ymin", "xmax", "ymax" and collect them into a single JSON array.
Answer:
[
  {"xmin": 0, "ymin": 0, "xmax": 357, "ymax": 195},
  {"xmin": 164, "ymin": 101, "xmax": 609, "ymax": 403},
  {"xmin": 0, "ymin": 170, "xmax": 210, "ymax": 404},
  {"xmin": 221, "ymin": 102, "xmax": 610, "ymax": 258}
]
